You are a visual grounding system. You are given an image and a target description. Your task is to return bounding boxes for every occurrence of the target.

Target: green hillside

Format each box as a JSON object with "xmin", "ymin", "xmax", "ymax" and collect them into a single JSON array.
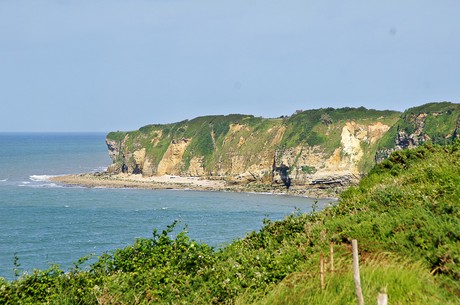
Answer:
[
  {"xmin": 2, "ymin": 141, "xmax": 459, "ymax": 304},
  {"xmin": 280, "ymin": 107, "xmax": 398, "ymax": 149},
  {"xmin": 378, "ymin": 101, "xmax": 460, "ymax": 150}
]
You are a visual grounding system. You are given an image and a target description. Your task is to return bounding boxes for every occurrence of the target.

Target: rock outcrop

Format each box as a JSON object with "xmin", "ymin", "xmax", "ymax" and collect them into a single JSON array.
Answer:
[{"xmin": 375, "ymin": 102, "xmax": 460, "ymax": 162}]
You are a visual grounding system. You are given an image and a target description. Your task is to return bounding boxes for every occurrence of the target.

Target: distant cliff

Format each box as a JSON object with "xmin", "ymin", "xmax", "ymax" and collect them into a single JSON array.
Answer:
[
  {"xmin": 106, "ymin": 102, "xmax": 460, "ymax": 189},
  {"xmin": 375, "ymin": 102, "xmax": 460, "ymax": 162}
]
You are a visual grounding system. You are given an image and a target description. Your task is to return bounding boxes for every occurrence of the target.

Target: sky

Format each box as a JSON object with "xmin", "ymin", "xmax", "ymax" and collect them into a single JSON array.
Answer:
[{"xmin": 1, "ymin": 1, "xmax": 459, "ymax": 132}]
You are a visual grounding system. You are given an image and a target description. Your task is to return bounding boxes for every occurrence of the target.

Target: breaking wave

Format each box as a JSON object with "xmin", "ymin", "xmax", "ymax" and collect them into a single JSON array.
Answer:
[
  {"xmin": 92, "ymin": 166, "xmax": 108, "ymax": 172},
  {"xmin": 29, "ymin": 175, "xmax": 55, "ymax": 182}
]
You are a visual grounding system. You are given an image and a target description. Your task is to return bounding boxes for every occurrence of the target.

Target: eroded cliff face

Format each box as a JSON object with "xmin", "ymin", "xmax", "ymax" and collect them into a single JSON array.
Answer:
[
  {"xmin": 375, "ymin": 103, "xmax": 460, "ymax": 162},
  {"xmin": 335, "ymin": 121, "xmax": 390, "ymax": 168},
  {"xmin": 271, "ymin": 121, "xmax": 391, "ymax": 187},
  {"xmin": 157, "ymin": 138, "xmax": 191, "ymax": 175},
  {"xmin": 398, "ymin": 113, "xmax": 430, "ymax": 148},
  {"xmin": 105, "ymin": 103, "xmax": 460, "ymax": 190},
  {"xmin": 105, "ymin": 108, "xmax": 403, "ymax": 189}
]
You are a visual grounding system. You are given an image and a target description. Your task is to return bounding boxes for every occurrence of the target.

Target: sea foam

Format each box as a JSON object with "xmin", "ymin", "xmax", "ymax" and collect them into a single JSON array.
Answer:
[
  {"xmin": 92, "ymin": 166, "xmax": 108, "ymax": 172},
  {"xmin": 29, "ymin": 175, "xmax": 55, "ymax": 182},
  {"xmin": 27, "ymin": 175, "xmax": 63, "ymax": 188}
]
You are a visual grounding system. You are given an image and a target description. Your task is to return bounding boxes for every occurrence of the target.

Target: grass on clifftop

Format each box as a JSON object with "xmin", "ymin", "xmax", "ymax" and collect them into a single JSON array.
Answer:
[
  {"xmin": 1, "ymin": 142, "xmax": 459, "ymax": 304},
  {"xmin": 280, "ymin": 107, "xmax": 400, "ymax": 150},
  {"xmin": 378, "ymin": 101, "xmax": 460, "ymax": 150}
]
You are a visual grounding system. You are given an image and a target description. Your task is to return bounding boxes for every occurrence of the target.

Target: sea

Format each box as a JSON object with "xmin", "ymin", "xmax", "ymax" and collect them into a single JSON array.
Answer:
[{"xmin": 0, "ymin": 133, "xmax": 332, "ymax": 280}]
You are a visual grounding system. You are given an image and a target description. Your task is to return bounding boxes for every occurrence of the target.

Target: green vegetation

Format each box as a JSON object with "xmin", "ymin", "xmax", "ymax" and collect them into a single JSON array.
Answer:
[
  {"xmin": 280, "ymin": 107, "xmax": 399, "ymax": 150},
  {"xmin": 255, "ymin": 255, "xmax": 455, "ymax": 305},
  {"xmin": 377, "ymin": 101, "xmax": 460, "ymax": 150},
  {"xmin": 404, "ymin": 101, "xmax": 460, "ymax": 114},
  {"xmin": 329, "ymin": 142, "xmax": 460, "ymax": 286},
  {"xmin": 106, "ymin": 131, "xmax": 127, "ymax": 143},
  {"xmin": 280, "ymin": 109, "xmax": 327, "ymax": 148},
  {"xmin": 180, "ymin": 114, "xmax": 253, "ymax": 169},
  {"xmin": 2, "ymin": 141, "xmax": 459, "ymax": 304},
  {"xmin": 301, "ymin": 165, "xmax": 317, "ymax": 174}
]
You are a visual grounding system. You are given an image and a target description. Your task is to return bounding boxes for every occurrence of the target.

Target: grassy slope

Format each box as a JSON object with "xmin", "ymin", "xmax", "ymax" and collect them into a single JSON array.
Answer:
[
  {"xmin": 378, "ymin": 101, "xmax": 460, "ymax": 150},
  {"xmin": 280, "ymin": 107, "xmax": 399, "ymax": 150},
  {"xmin": 253, "ymin": 141, "xmax": 460, "ymax": 304},
  {"xmin": 1, "ymin": 141, "xmax": 459, "ymax": 304}
]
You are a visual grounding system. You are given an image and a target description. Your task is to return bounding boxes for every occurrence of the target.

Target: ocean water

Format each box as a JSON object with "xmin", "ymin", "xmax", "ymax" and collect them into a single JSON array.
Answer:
[{"xmin": 0, "ymin": 133, "xmax": 331, "ymax": 280}]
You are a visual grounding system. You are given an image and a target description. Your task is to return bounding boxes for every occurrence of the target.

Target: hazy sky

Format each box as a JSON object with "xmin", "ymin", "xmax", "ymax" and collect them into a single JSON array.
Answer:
[{"xmin": 1, "ymin": 1, "xmax": 459, "ymax": 132}]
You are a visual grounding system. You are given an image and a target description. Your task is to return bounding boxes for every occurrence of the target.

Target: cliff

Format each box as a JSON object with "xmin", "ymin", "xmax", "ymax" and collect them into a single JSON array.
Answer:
[
  {"xmin": 105, "ymin": 102, "xmax": 460, "ymax": 190},
  {"xmin": 376, "ymin": 102, "xmax": 460, "ymax": 161}
]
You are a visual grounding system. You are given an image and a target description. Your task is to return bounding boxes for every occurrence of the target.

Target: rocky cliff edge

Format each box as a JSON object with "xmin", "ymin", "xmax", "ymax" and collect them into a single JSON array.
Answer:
[{"xmin": 105, "ymin": 103, "xmax": 460, "ymax": 193}]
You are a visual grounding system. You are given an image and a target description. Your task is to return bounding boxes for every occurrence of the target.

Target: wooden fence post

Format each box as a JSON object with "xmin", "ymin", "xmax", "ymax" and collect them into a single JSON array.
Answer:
[
  {"xmin": 377, "ymin": 291, "xmax": 388, "ymax": 305},
  {"xmin": 320, "ymin": 253, "xmax": 325, "ymax": 289},
  {"xmin": 330, "ymin": 242, "xmax": 334, "ymax": 272},
  {"xmin": 352, "ymin": 239, "xmax": 365, "ymax": 305}
]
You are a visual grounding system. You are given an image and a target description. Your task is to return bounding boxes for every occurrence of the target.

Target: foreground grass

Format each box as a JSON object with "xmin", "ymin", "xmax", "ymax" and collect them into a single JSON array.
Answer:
[
  {"xmin": 1, "ymin": 141, "xmax": 460, "ymax": 304},
  {"xmin": 250, "ymin": 253, "xmax": 456, "ymax": 305}
]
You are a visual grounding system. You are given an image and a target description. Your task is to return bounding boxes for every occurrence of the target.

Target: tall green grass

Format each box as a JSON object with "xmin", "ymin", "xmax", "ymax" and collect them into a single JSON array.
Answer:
[{"xmin": 251, "ymin": 254, "xmax": 456, "ymax": 305}]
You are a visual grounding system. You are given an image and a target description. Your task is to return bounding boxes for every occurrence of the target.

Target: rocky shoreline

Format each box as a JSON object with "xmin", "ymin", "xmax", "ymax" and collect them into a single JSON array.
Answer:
[{"xmin": 50, "ymin": 172, "xmax": 342, "ymax": 199}]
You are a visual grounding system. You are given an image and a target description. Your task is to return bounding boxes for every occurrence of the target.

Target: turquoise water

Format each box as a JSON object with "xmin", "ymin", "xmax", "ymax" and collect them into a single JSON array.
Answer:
[{"xmin": 0, "ymin": 133, "xmax": 331, "ymax": 280}]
